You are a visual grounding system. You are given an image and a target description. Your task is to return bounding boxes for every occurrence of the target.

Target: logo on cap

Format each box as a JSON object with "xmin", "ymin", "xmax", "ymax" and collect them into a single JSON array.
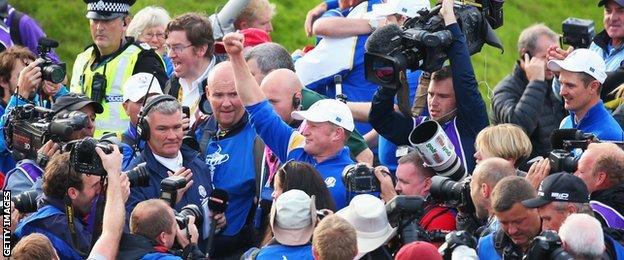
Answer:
[
  {"xmin": 96, "ymin": 0, "xmax": 105, "ymax": 9},
  {"xmin": 335, "ymin": 117, "xmax": 342, "ymax": 122},
  {"xmin": 551, "ymin": 192, "xmax": 569, "ymax": 201}
]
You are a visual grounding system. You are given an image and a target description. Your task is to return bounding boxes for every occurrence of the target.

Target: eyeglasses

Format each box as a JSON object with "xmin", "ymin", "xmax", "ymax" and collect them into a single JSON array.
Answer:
[
  {"xmin": 165, "ymin": 44, "xmax": 193, "ymax": 54},
  {"xmin": 140, "ymin": 32, "xmax": 165, "ymax": 40}
]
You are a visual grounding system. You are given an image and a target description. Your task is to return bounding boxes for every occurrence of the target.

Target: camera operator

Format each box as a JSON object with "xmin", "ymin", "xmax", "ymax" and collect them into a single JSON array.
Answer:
[
  {"xmin": 575, "ymin": 142, "xmax": 624, "ymax": 229},
  {"xmin": 369, "ymin": 0, "xmax": 489, "ymax": 174},
  {"xmin": 521, "ymin": 172, "xmax": 624, "ymax": 259},
  {"xmin": 548, "ymin": 49, "xmax": 624, "ymax": 141},
  {"xmin": 3, "ymin": 93, "xmax": 103, "ymax": 195},
  {"xmin": 14, "ymin": 144, "xmax": 128, "ymax": 260},
  {"xmin": 69, "ymin": 0, "xmax": 167, "ymax": 138},
  {"xmin": 118, "ymin": 199, "xmax": 204, "ymax": 259},
  {"xmin": 0, "ymin": 46, "xmax": 68, "ymax": 177},
  {"xmin": 87, "ymin": 145, "xmax": 130, "ymax": 259},
  {"xmin": 125, "ymin": 94, "xmax": 224, "ymax": 250},
  {"xmin": 374, "ymin": 151, "xmax": 456, "ymax": 234},
  {"xmin": 477, "ymin": 176, "xmax": 542, "ymax": 259},
  {"xmin": 462, "ymin": 158, "xmax": 516, "ymax": 237},
  {"xmin": 491, "ymin": 24, "xmax": 566, "ymax": 158}
]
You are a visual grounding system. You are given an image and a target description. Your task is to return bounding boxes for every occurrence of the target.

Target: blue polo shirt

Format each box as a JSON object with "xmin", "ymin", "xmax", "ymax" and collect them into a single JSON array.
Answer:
[
  {"xmin": 560, "ymin": 100, "xmax": 624, "ymax": 141},
  {"xmin": 246, "ymin": 100, "xmax": 353, "ymax": 209}
]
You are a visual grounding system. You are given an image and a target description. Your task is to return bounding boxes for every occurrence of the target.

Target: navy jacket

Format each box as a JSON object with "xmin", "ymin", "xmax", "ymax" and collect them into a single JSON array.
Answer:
[
  {"xmin": 126, "ymin": 144, "xmax": 213, "ymax": 244},
  {"xmin": 369, "ymin": 23, "xmax": 488, "ymax": 174}
]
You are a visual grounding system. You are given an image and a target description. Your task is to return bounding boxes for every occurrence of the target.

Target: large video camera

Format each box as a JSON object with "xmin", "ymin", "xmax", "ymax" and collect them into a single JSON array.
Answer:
[
  {"xmin": 548, "ymin": 129, "xmax": 603, "ymax": 173},
  {"xmin": 429, "ymin": 175, "xmax": 475, "ymax": 214},
  {"xmin": 385, "ymin": 195, "xmax": 448, "ymax": 251},
  {"xmin": 4, "ymin": 104, "xmax": 89, "ymax": 161},
  {"xmin": 561, "ymin": 18, "xmax": 595, "ymax": 50},
  {"xmin": 364, "ymin": 1, "xmax": 504, "ymax": 86},
  {"xmin": 37, "ymin": 37, "xmax": 66, "ymax": 84}
]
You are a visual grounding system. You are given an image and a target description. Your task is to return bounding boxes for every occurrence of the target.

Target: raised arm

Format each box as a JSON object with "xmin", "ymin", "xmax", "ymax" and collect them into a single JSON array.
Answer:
[{"xmin": 223, "ymin": 32, "xmax": 266, "ymax": 106}]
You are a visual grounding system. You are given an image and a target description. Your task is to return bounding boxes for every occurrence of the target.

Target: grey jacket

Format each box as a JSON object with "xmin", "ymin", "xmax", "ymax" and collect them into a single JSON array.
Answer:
[{"xmin": 491, "ymin": 64, "xmax": 566, "ymax": 157}]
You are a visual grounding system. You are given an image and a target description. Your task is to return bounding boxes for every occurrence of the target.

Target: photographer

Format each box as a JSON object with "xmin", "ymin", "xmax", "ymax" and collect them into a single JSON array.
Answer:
[
  {"xmin": 478, "ymin": 176, "xmax": 542, "ymax": 259},
  {"xmin": 14, "ymin": 144, "xmax": 127, "ymax": 260},
  {"xmin": 87, "ymin": 145, "xmax": 130, "ymax": 259},
  {"xmin": 3, "ymin": 93, "xmax": 103, "ymax": 195},
  {"xmin": 374, "ymin": 151, "xmax": 456, "ymax": 233},
  {"xmin": 575, "ymin": 142, "xmax": 624, "ymax": 229},
  {"xmin": 464, "ymin": 158, "xmax": 516, "ymax": 237},
  {"xmin": 118, "ymin": 199, "xmax": 204, "ymax": 259},
  {"xmin": 369, "ymin": 0, "xmax": 489, "ymax": 174}
]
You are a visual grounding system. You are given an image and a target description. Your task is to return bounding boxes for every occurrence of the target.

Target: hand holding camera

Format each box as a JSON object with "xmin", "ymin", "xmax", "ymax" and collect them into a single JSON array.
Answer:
[
  {"xmin": 373, "ymin": 165, "xmax": 397, "ymax": 203},
  {"xmin": 526, "ymin": 157, "xmax": 550, "ymax": 190},
  {"xmin": 176, "ymin": 214, "xmax": 200, "ymax": 248},
  {"xmin": 167, "ymin": 167, "xmax": 194, "ymax": 205},
  {"xmin": 16, "ymin": 59, "xmax": 42, "ymax": 99}
]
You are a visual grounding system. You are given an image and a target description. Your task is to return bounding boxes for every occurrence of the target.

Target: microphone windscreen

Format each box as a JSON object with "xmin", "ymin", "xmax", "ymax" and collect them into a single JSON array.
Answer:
[
  {"xmin": 38, "ymin": 37, "xmax": 59, "ymax": 48},
  {"xmin": 365, "ymin": 24, "xmax": 402, "ymax": 55},
  {"xmin": 550, "ymin": 129, "xmax": 581, "ymax": 149},
  {"xmin": 208, "ymin": 188, "xmax": 229, "ymax": 214}
]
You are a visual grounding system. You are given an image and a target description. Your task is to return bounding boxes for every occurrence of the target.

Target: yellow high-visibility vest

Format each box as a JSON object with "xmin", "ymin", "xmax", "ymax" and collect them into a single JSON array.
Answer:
[{"xmin": 70, "ymin": 43, "xmax": 145, "ymax": 137}]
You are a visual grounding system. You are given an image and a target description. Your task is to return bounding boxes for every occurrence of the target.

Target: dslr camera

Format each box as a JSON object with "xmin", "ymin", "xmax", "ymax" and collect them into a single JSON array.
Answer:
[
  {"xmin": 160, "ymin": 175, "xmax": 188, "ymax": 207},
  {"xmin": 364, "ymin": 0, "xmax": 504, "ymax": 86},
  {"xmin": 175, "ymin": 204, "xmax": 203, "ymax": 230},
  {"xmin": 37, "ymin": 37, "xmax": 66, "ymax": 84},
  {"xmin": 429, "ymin": 175, "xmax": 475, "ymax": 214},
  {"xmin": 4, "ymin": 104, "xmax": 89, "ymax": 161},
  {"xmin": 11, "ymin": 190, "xmax": 39, "ymax": 213},
  {"xmin": 342, "ymin": 164, "xmax": 380, "ymax": 193},
  {"xmin": 524, "ymin": 230, "xmax": 573, "ymax": 260},
  {"xmin": 66, "ymin": 136, "xmax": 150, "ymax": 185}
]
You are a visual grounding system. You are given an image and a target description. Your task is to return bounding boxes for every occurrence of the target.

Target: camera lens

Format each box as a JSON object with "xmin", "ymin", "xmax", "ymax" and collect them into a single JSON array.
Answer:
[
  {"xmin": 429, "ymin": 176, "xmax": 462, "ymax": 202},
  {"xmin": 127, "ymin": 163, "xmax": 150, "ymax": 187},
  {"xmin": 41, "ymin": 64, "xmax": 65, "ymax": 84},
  {"xmin": 11, "ymin": 190, "xmax": 39, "ymax": 213},
  {"xmin": 175, "ymin": 204, "xmax": 203, "ymax": 229}
]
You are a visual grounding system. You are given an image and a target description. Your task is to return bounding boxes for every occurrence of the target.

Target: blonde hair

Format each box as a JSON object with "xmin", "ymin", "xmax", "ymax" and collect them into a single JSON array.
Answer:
[
  {"xmin": 475, "ymin": 124, "xmax": 532, "ymax": 167},
  {"xmin": 234, "ymin": 0, "xmax": 276, "ymax": 28},
  {"xmin": 126, "ymin": 6, "xmax": 170, "ymax": 39},
  {"xmin": 12, "ymin": 233, "xmax": 58, "ymax": 260},
  {"xmin": 313, "ymin": 215, "xmax": 358, "ymax": 260}
]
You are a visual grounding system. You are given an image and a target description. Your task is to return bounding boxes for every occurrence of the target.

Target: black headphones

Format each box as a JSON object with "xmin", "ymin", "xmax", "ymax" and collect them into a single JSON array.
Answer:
[
  {"xmin": 292, "ymin": 94, "xmax": 301, "ymax": 109},
  {"xmin": 136, "ymin": 94, "xmax": 178, "ymax": 141}
]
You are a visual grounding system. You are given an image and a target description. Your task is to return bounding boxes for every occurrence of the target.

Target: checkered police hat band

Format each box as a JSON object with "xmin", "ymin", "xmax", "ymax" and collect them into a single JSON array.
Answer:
[{"xmin": 87, "ymin": 1, "xmax": 129, "ymax": 13}]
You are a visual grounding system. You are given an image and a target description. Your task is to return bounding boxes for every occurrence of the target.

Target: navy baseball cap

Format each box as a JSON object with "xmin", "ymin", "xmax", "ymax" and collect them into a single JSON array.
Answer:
[
  {"xmin": 53, "ymin": 93, "xmax": 104, "ymax": 114},
  {"xmin": 522, "ymin": 172, "xmax": 590, "ymax": 208},
  {"xmin": 599, "ymin": 0, "xmax": 624, "ymax": 7}
]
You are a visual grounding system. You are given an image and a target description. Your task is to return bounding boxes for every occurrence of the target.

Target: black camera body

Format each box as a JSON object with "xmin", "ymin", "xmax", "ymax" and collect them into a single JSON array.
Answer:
[
  {"xmin": 175, "ymin": 204, "xmax": 203, "ymax": 230},
  {"xmin": 11, "ymin": 190, "xmax": 39, "ymax": 213},
  {"xmin": 430, "ymin": 175, "xmax": 475, "ymax": 214},
  {"xmin": 364, "ymin": 2, "xmax": 503, "ymax": 86},
  {"xmin": 562, "ymin": 17, "xmax": 595, "ymax": 49},
  {"xmin": 160, "ymin": 176, "xmax": 188, "ymax": 207},
  {"xmin": 4, "ymin": 104, "xmax": 88, "ymax": 161},
  {"xmin": 37, "ymin": 37, "xmax": 66, "ymax": 84},
  {"xmin": 65, "ymin": 135, "xmax": 126, "ymax": 176},
  {"xmin": 524, "ymin": 230, "xmax": 573, "ymax": 260},
  {"xmin": 548, "ymin": 149, "xmax": 579, "ymax": 173},
  {"xmin": 342, "ymin": 164, "xmax": 380, "ymax": 193},
  {"xmin": 125, "ymin": 162, "xmax": 150, "ymax": 187}
]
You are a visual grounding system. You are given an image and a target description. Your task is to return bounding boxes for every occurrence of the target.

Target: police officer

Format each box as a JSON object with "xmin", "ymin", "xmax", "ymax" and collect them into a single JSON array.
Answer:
[{"xmin": 70, "ymin": 0, "xmax": 167, "ymax": 137}]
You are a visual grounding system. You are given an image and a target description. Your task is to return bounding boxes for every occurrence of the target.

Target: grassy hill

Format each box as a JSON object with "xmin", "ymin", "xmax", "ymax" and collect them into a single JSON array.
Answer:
[{"xmin": 13, "ymin": 0, "xmax": 604, "ymax": 106}]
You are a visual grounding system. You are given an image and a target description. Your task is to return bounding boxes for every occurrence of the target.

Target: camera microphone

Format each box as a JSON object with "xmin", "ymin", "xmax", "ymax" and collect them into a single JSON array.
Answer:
[
  {"xmin": 365, "ymin": 24, "xmax": 403, "ymax": 55},
  {"xmin": 206, "ymin": 188, "xmax": 228, "ymax": 256},
  {"xmin": 37, "ymin": 37, "xmax": 59, "ymax": 48}
]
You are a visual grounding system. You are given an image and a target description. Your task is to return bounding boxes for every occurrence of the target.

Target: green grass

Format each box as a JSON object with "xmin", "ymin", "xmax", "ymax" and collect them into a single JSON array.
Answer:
[{"xmin": 13, "ymin": 0, "xmax": 604, "ymax": 108}]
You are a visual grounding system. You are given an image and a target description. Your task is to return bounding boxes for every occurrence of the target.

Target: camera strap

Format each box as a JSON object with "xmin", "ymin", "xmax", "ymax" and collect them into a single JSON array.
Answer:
[{"xmin": 64, "ymin": 195, "xmax": 88, "ymax": 257}]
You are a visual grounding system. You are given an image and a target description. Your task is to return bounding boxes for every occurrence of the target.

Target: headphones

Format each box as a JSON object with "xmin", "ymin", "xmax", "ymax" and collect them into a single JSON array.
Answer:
[
  {"xmin": 292, "ymin": 94, "xmax": 301, "ymax": 109},
  {"xmin": 136, "ymin": 94, "xmax": 178, "ymax": 141}
]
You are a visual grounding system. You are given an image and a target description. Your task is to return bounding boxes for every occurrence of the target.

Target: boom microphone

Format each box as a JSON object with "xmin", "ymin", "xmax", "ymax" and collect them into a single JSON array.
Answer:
[{"xmin": 365, "ymin": 24, "xmax": 403, "ymax": 55}]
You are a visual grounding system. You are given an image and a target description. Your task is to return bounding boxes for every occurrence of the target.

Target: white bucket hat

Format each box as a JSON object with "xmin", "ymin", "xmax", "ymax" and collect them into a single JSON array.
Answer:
[
  {"xmin": 270, "ymin": 189, "xmax": 317, "ymax": 246},
  {"xmin": 336, "ymin": 194, "xmax": 397, "ymax": 258}
]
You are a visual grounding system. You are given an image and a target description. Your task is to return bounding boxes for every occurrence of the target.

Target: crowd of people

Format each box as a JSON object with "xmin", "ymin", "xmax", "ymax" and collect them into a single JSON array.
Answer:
[{"xmin": 4, "ymin": 0, "xmax": 624, "ymax": 259}]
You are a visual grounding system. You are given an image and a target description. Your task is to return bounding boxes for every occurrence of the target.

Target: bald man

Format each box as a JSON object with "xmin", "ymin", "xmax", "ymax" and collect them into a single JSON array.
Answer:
[
  {"xmin": 575, "ymin": 142, "xmax": 624, "ymax": 229},
  {"xmin": 196, "ymin": 61, "xmax": 259, "ymax": 257}
]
